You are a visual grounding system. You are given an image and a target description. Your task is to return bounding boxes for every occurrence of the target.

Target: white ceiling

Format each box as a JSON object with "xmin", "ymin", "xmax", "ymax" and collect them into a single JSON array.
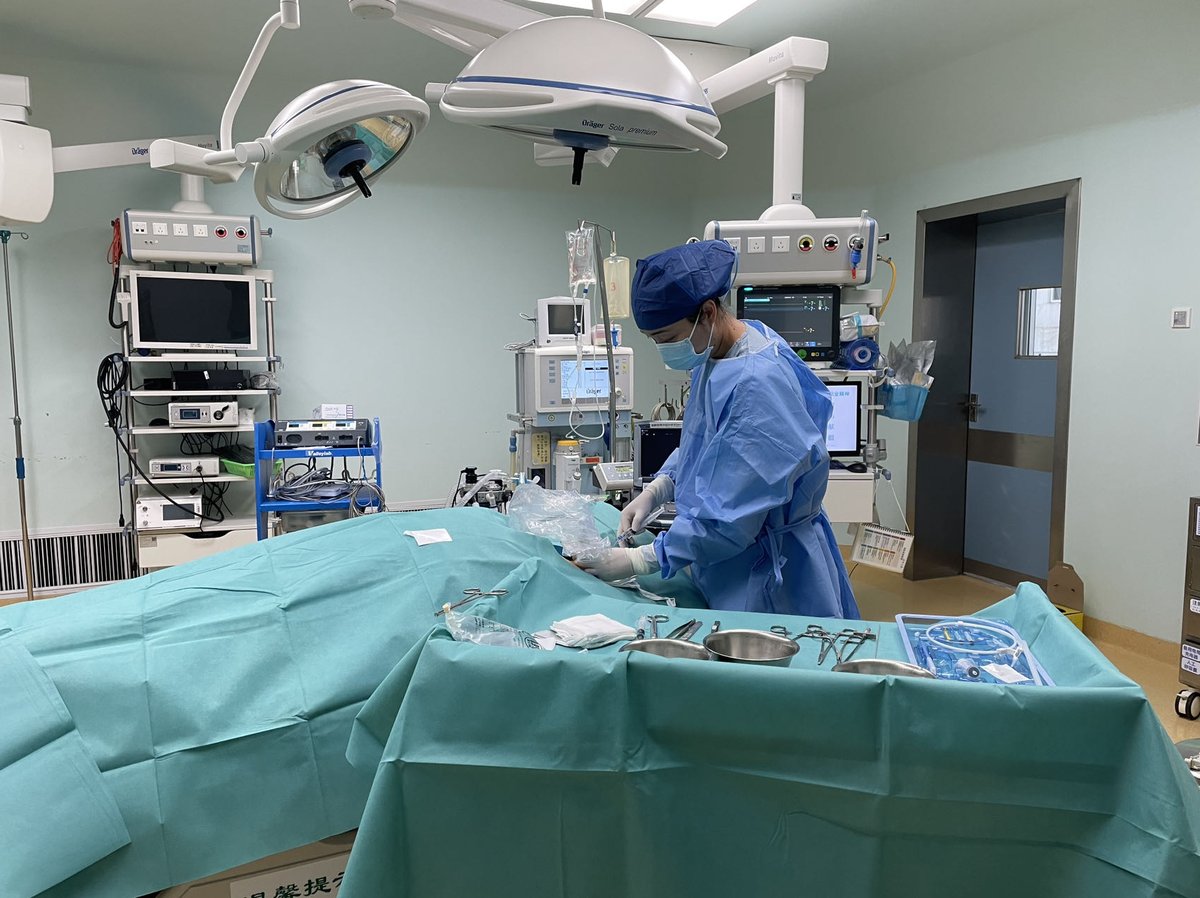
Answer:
[{"xmin": 0, "ymin": 0, "xmax": 1096, "ymax": 104}]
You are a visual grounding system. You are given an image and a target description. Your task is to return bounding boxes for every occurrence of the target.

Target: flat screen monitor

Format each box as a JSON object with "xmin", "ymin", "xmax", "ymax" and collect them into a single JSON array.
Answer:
[
  {"xmin": 130, "ymin": 271, "xmax": 257, "ymax": 351},
  {"xmin": 559, "ymin": 359, "xmax": 611, "ymax": 401},
  {"xmin": 737, "ymin": 284, "xmax": 840, "ymax": 362},
  {"xmin": 635, "ymin": 421, "xmax": 683, "ymax": 481},
  {"xmin": 825, "ymin": 381, "xmax": 862, "ymax": 457}
]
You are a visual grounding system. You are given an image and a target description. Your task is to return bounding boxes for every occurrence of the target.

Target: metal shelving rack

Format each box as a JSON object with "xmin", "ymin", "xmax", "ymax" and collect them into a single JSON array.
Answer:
[
  {"xmin": 117, "ymin": 265, "xmax": 280, "ymax": 567},
  {"xmin": 253, "ymin": 419, "xmax": 384, "ymax": 540}
]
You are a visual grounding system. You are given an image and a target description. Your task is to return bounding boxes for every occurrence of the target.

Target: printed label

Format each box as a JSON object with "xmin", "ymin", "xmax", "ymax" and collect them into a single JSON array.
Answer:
[
  {"xmin": 1182, "ymin": 643, "xmax": 1200, "ymax": 663},
  {"xmin": 230, "ymin": 852, "xmax": 348, "ymax": 898},
  {"xmin": 1191, "ymin": 598, "xmax": 1200, "ymax": 615},
  {"xmin": 1183, "ymin": 658, "xmax": 1200, "ymax": 676}
]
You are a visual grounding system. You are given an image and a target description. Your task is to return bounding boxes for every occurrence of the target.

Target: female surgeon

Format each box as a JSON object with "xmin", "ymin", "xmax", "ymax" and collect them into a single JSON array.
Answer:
[{"xmin": 579, "ymin": 240, "xmax": 859, "ymax": 619}]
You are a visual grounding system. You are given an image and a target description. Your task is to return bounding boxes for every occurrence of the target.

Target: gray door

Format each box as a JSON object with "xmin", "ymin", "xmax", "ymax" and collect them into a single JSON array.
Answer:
[
  {"xmin": 963, "ymin": 211, "xmax": 1064, "ymax": 585},
  {"xmin": 908, "ymin": 218, "xmax": 978, "ymax": 579}
]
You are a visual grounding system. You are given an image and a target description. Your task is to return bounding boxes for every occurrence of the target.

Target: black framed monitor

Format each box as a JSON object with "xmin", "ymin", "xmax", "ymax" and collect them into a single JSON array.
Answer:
[
  {"xmin": 129, "ymin": 270, "xmax": 257, "ymax": 352},
  {"xmin": 634, "ymin": 420, "xmax": 683, "ymax": 481},
  {"xmin": 825, "ymin": 381, "xmax": 862, "ymax": 457},
  {"xmin": 737, "ymin": 284, "xmax": 840, "ymax": 362}
]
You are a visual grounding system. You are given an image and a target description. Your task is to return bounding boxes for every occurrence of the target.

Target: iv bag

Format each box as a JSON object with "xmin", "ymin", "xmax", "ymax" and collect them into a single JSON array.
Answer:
[
  {"xmin": 603, "ymin": 254, "xmax": 631, "ymax": 319},
  {"xmin": 567, "ymin": 227, "xmax": 597, "ymax": 296}
]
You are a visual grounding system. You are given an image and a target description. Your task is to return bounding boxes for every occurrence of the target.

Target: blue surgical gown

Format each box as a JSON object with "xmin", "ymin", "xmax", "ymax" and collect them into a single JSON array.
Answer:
[{"xmin": 652, "ymin": 321, "xmax": 859, "ymax": 618}]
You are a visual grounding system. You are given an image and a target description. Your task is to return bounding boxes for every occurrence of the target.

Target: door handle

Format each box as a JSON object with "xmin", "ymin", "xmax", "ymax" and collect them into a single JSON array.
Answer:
[{"xmin": 963, "ymin": 393, "xmax": 982, "ymax": 423}]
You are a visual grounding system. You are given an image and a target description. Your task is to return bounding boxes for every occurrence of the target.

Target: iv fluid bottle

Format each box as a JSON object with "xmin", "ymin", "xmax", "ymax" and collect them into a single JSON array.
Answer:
[{"xmin": 604, "ymin": 255, "xmax": 631, "ymax": 319}]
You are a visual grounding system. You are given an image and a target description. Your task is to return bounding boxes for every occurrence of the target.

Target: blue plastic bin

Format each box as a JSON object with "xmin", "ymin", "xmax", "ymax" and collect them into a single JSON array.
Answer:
[{"xmin": 881, "ymin": 383, "xmax": 929, "ymax": 421}]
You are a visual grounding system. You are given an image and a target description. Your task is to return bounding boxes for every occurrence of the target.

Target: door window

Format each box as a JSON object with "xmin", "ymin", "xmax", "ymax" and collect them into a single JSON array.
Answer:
[{"xmin": 1016, "ymin": 286, "xmax": 1061, "ymax": 358}]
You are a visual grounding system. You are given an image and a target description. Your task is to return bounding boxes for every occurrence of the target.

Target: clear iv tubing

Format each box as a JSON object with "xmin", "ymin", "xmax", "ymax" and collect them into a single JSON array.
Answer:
[
  {"xmin": 924, "ymin": 619, "xmax": 1042, "ymax": 684},
  {"xmin": 566, "ymin": 287, "xmax": 605, "ymax": 441}
]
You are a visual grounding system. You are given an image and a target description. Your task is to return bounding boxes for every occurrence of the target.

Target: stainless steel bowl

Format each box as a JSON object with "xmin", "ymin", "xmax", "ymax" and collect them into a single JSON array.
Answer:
[
  {"xmin": 620, "ymin": 638, "xmax": 713, "ymax": 661},
  {"xmin": 703, "ymin": 629, "xmax": 799, "ymax": 665},
  {"xmin": 832, "ymin": 658, "xmax": 935, "ymax": 678}
]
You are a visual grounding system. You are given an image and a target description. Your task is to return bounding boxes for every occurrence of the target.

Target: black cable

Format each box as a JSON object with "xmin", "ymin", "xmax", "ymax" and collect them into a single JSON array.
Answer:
[
  {"xmin": 107, "ymin": 267, "xmax": 124, "ymax": 330},
  {"xmin": 97, "ymin": 353, "xmax": 225, "ymax": 524}
]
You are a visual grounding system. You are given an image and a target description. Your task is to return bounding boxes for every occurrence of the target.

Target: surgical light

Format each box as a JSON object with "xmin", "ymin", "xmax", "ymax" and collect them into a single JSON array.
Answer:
[
  {"xmin": 234, "ymin": 80, "xmax": 429, "ymax": 219},
  {"xmin": 438, "ymin": 15, "xmax": 725, "ymax": 185},
  {"xmin": 150, "ymin": 2, "xmax": 429, "ymax": 219},
  {"xmin": 644, "ymin": 0, "xmax": 760, "ymax": 27}
]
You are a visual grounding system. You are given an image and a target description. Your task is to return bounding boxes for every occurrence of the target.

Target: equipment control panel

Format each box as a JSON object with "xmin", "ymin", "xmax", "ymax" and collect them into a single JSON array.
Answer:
[
  {"xmin": 517, "ymin": 346, "xmax": 634, "ymax": 415},
  {"xmin": 123, "ymin": 209, "xmax": 261, "ymax": 265},
  {"xmin": 168, "ymin": 401, "xmax": 238, "ymax": 427},
  {"xmin": 705, "ymin": 215, "xmax": 878, "ymax": 288}
]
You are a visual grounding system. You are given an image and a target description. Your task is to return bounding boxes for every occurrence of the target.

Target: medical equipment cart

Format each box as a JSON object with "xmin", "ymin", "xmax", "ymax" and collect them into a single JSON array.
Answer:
[
  {"xmin": 1177, "ymin": 497, "xmax": 1200, "ymax": 719},
  {"xmin": 117, "ymin": 266, "xmax": 280, "ymax": 570},
  {"xmin": 253, "ymin": 419, "xmax": 383, "ymax": 540}
]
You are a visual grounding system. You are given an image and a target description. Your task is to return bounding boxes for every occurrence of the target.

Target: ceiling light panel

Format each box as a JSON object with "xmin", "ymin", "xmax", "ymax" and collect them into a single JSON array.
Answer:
[
  {"xmin": 530, "ymin": 1, "xmax": 648, "ymax": 14},
  {"xmin": 644, "ymin": 0, "xmax": 760, "ymax": 27}
]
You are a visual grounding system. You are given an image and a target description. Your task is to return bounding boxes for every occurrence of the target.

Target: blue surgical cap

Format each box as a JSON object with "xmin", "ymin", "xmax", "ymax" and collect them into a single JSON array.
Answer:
[{"xmin": 632, "ymin": 240, "xmax": 737, "ymax": 331}]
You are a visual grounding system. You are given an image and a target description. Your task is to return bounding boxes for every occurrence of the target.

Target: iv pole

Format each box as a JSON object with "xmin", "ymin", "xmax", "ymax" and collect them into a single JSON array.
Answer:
[{"xmin": 1, "ymin": 229, "xmax": 34, "ymax": 602}]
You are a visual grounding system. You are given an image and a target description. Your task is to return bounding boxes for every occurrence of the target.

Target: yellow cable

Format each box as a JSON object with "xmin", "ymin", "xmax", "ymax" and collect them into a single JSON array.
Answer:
[{"xmin": 878, "ymin": 257, "xmax": 898, "ymax": 318}]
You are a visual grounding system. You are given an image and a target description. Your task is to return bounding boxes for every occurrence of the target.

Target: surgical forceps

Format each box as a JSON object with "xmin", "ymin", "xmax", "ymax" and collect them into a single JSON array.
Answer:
[
  {"xmin": 641, "ymin": 613, "xmax": 669, "ymax": 639},
  {"xmin": 434, "ymin": 587, "xmax": 510, "ymax": 616}
]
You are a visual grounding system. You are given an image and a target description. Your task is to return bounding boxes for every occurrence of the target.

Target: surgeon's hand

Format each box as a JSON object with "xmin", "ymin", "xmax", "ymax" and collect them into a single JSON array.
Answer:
[
  {"xmin": 578, "ymin": 545, "xmax": 660, "ymax": 582},
  {"xmin": 620, "ymin": 475, "xmax": 675, "ymax": 536}
]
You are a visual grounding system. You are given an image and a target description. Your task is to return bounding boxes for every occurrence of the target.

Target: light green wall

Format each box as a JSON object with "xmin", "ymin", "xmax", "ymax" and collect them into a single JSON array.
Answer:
[
  {"xmin": 0, "ymin": 35, "xmax": 708, "ymax": 532},
  {"xmin": 7, "ymin": 4, "xmax": 1198, "ymax": 641},
  {"xmin": 699, "ymin": 1, "xmax": 1200, "ymax": 640}
]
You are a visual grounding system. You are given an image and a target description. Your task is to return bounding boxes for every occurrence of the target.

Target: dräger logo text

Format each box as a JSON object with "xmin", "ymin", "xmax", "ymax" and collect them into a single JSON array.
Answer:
[{"xmin": 131, "ymin": 146, "xmax": 149, "ymax": 156}]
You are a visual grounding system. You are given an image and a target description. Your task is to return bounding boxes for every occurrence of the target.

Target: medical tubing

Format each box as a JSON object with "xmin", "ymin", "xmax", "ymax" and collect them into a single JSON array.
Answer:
[
  {"xmin": 877, "ymin": 256, "xmax": 898, "ymax": 317},
  {"xmin": 923, "ymin": 619, "xmax": 1042, "ymax": 685},
  {"xmin": 565, "ymin": 324, "xmax": 604, "ymax": 441}
]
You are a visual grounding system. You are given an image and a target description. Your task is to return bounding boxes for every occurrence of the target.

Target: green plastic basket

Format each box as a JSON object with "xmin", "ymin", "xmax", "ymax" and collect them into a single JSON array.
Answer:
[{"xmin": 221, "ymin": 458, "xmax": 281, "ymax": 479}]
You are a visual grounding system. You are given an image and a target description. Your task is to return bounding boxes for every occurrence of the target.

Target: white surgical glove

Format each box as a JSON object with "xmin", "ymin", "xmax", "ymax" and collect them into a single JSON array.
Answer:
[
  {"xmin": 579, "ymin": 545, "xmax": 660, "ymax": 582},
  {"xmin": 620, "ymin": 475, "xmax": 675, "ymax": 535}
]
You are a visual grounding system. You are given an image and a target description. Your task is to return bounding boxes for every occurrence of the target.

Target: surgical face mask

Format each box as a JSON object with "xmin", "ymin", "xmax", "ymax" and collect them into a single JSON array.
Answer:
[{"xmin": 658, "ymin": 313, "xmax": 713, "ymax": 371}]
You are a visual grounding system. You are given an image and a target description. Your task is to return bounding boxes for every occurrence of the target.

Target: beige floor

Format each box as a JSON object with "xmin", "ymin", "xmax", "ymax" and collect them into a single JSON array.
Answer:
[{"xmin": 852, "ymin": 565, "xmax": 1200, "ymax": 745}]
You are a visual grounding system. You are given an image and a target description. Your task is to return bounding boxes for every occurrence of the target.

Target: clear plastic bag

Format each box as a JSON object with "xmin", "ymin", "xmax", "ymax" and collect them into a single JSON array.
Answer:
[
  {"xmin": 886, "ymin": 339, "xmax": 936, "ymax": 389},
  {"xmin": 567, "ymin": 226, "xmax": 597, "ymax": 296},
  {"xmin": 507, "ymin": 483, "xmax": 611, "ymax": 561},
  {"xmin": 443, "ymin": 606, "xmax": 547, "ymax": 650}
]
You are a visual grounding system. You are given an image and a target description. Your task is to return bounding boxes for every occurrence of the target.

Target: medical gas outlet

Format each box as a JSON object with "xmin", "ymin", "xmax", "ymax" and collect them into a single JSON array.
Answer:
[{"xmin": 705, "ymin": 215, "xmax": 879, "ymax": 287}]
